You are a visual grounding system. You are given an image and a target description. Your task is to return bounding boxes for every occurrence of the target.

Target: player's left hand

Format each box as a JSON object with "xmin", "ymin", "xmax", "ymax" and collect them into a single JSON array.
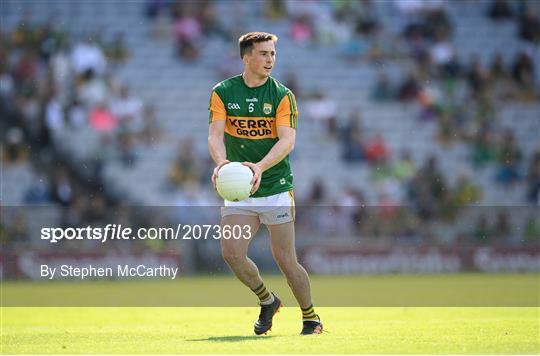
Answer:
[{"xmin": 242, "ymin": 162, "xmax": 262, "ymax": 195}]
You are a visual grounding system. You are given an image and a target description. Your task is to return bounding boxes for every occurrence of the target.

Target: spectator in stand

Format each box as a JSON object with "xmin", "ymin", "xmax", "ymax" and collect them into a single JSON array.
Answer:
[
  {"xmin": 364, "ymin": 132, "xmax": 391, "ymax": 165},
  {"xmin": 70, "ymin": 36, "xmax": 107, "ymax": 77},
  {"xmin": 0, "ymin": 67, "xmax": 15, "ymax": 100},
  {"xmin": 339, "ymin": 186, "xmax": 365, "ymax": 207},
  {"xmin": 304, "ymin": 178, "xmax": 327, "ymax": 205},
  {"xmin": 409, "ymin": 155, "xmax": 447, "ymax": 220},
  {"xmin": 496, "ymin": 129, "xmax": 522, "ymax": 185},
  {"xmin": 50, "ymin": 42, "xmax": 72, "ymax": 100},
  {"xmin": 511, "ymin": 52, "xmax": 536, "ymax": 101},
  {"xmin": 398, "ymin": 71, "xmax": 420, "ymax": 101},
  {"xmin": 512, "ymin": 52, "xmax": 534, "ymax": 85},
  {"xmin": 393, "ymin": 149, "xmax": 415, "ymax": 181},
  {"xmin": 44, "ymin": 87, "xmax": 65, "ymax": 131},
  {"xmin": 2, "ymin": 127, "xmax": 28, "ymax": 164},
  {"xmin": 173, "ymin": 4, "xmax": 202, "ymax": 61},
  {"xmin": 305, "ymin": 91, "xmax": 338, "ymax": 137},
  {"xmin": 36, "ymin": 14, "xmax": 69, "ymax": 61},
  {"xmin": 317, "ymin": 10, "xmax": 351, "ymax": 46},
  {"xmin": 105, "ymin": 32, "xmax": 130, "ymax": 64},
  {"xmin": 430, "ymin": 28, "xmax": 455, "ymax": 69},
  {"xmin": 340, "ymin": 110, "xmax": 364, "ymax": 163},
  {"xmin": 264, "ymin": 0, "xmax": 287, "ymax": 20},
  {"xmin": 199, "ymin": 0, "xmax": 229, "ymax": 39},
  {"xmin": 423, "ymin": 5, "xmax": 452, "ymax": 40},
  {"xmin": 14, "ymin": 49, "xmax": 39, "ymax": 96},
  {"xmin": 50, "ymin": 168, "xmax": 74, "ymax": 206},
  {"xmin": 283, "ymin": 69, "xmax": 301, "ymax": 99},
  {"xmin": 110, "ymin": 85, "xmax": 143, "ymax": 127},
  {"xmin": 290, "ymin": 15, "xmax": 314, "ymax": 46},
  {"xmin": 490, "ymin": 52, "xmax": 509, "ymax": 80},
  {"xmin": 488, "ymin": 0, "xmax": 513, "ymax": 20},
  {"xmin": 89, "ymin": 102, "xmax": 117, "ymax": 133},
  {"xmin": 403, "ymin": 24, "xmax": 429, "ymax": 62},
  {"xmin": 471, "ymin": 127, "xmax": 498, "ymax": 168},
  {"xmin": 140, "ymin": 105, "xmax": 163, "ymax": 145},
  {"xmin": 442, "ymin": 51, "xmax": 463, "ymax": 79},
  {"xmin": 24, "ymin": 173, "xmax": 51, "ymax": 204},
  {"xmin": 11, "ymin": 10, "xmax": 36, "ymax": 48},
  {"xmin": 526, "ymin": 149, "xmax": 540, "ymax": 203},
  {"xmin": 77, "ymin": 69, "xmax": 109, "ymax": 108},
  {"xmin": 467, "ymin": 54, "xmax": 491, "ymax": 96},
  {"xmin": 67, "ymin": 98, "xmax": 87, "ymax": 128},
  {"xmin": 318, "ymin": 187, "xmax": 363, "ymax": 235},
  {"xmin": 518, "ymin": 4, "xmax": 540, "ymax": 43},
  {"xmin": 452, "ymin": 172, "xmax": 482, "ymax": 206},
  {"xmin": 355, "ymin": 0, "xmax": 379, "ymax": 36},
  {"xmin": 168, "ymin": 139, "xmax": 201, "ymax": 188},
  {"xmin": 152, "ymin": 7, "xmax": 173, "ymax": 40}
]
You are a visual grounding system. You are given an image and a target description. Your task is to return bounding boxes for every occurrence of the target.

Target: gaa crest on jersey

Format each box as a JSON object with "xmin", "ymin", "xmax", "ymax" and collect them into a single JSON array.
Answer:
[{"xmin": 263, "ymin": 103, "xmax": 272, "ymax": 115}]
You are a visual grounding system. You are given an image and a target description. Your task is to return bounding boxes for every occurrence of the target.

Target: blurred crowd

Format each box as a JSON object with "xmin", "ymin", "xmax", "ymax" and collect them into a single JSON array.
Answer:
[
  {"xmin": 1, "ymin": 0, "xmax": 539, "ymax": 250},
  {"xmin": 0, "ymin": 9, "xmax": 165, "ymax": 249},
  {"xmin": 144, "ymin": 0, "xmax": 539, "ymax": 246}
]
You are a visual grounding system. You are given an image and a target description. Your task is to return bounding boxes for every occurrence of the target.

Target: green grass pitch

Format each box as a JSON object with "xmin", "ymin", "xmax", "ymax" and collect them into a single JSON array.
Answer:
[
  {"xmin": 2, "ymin": 307, "xmax": 538, "ymax": 354},
  {"xmin": 1, "ymin": 275, "xmax": 539, "ymax": 354}
]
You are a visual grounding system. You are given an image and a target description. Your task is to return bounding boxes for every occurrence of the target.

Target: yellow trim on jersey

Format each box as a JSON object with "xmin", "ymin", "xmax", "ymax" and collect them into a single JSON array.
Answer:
[
  {"xmin": 225, "ymin": 116, "xmax": 278, "ymax": 140},
  {"xmin": 209, "ymin": 91, "xmax": 227, "ymax": 122},
  {"xmin": 276, "ymin": 94, "xmax": 298, "ymax": 128}
]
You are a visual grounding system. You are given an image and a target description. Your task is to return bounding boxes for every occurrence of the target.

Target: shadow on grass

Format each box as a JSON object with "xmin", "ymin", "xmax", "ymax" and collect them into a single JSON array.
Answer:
[{"xmin": 187, "ymin": 335, "xmax": 277, "ymax": 342}]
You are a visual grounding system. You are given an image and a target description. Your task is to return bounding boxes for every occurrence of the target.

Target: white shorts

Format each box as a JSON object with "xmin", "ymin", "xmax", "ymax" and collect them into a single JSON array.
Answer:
[{"xmin": 221, "ymin": 191, "xmax": 295, "ymax": 225}]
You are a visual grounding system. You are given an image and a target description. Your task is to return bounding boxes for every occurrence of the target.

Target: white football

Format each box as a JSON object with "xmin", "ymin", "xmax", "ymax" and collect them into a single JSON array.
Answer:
[{"xmin": 216, "ymin": 162, "xmax": 254, "ymax": 201}]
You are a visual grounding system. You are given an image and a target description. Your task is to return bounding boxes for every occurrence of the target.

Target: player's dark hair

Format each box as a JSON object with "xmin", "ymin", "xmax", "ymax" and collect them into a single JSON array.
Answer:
[{"xmin": 238, "ymin": 32, "xmax": 278, "ymax": 59}]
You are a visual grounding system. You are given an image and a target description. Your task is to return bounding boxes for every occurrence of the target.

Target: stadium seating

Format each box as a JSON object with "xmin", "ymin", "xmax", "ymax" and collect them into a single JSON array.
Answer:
[{"xmin": 1, "ymin": 0, "xmax": 537, "ymax": 210}]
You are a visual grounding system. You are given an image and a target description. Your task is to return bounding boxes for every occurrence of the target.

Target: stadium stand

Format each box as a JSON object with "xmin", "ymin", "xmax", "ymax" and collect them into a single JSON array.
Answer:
[{"xmin": 1, "ymin": 0, "xmax": 538, "ymax": 250}]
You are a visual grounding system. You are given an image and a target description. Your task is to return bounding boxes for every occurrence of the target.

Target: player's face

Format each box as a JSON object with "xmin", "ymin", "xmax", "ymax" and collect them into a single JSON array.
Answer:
[{"xmin": 245, "ymin": 41, "xmax": 276, "ymax": 79}]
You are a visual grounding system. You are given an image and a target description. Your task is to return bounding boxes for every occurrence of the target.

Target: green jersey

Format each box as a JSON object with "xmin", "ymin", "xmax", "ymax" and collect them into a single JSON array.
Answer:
[{"xmin": 209, "ymin": 75, "xmax": 298, "ymax": 198}]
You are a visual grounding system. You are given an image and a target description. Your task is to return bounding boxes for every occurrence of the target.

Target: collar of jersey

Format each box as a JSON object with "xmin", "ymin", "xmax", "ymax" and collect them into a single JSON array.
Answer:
[{"xmin": 239, "ymin": 74, "xmax": 271, "ymax": 89}]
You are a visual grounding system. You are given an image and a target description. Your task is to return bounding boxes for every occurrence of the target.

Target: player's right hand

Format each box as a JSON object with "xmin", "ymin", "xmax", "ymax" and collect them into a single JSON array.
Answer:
[{"xmin": 211, "ymin": 160, "xmax": 230, "ymax": 189}]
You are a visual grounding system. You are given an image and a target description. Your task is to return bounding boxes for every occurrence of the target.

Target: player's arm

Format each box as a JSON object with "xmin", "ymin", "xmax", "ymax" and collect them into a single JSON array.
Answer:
[
  {"xmin": 208, "ymin": 91, "xmax": 230, "ymax": 186},
  {"xmin": 243, "ymin": 126, "xmax": 295, "ymax": 194},
  {"xmin": 208, "ymin": 120, "xmax": 227, "ymax": 165},
  {"xmin": 208, "ymin": 121, "xmax": 230, "ymax": 187},
  {"xmin": 243, "ymin": 92, "xmax": 298, "ymax": 194},
  {"xmin": 256, "ymin": 126, "xmax": 296, "ymax": 171}
]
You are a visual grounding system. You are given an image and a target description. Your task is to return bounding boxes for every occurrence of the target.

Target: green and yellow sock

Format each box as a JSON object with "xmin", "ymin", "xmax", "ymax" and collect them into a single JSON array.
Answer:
[
  {"xmin": 252, "ymin": 283, "xmax": 274, "ymax": 305},
  {"xmin": 301, "ymin": 304, "xmax": 318, "ymax": 321}
]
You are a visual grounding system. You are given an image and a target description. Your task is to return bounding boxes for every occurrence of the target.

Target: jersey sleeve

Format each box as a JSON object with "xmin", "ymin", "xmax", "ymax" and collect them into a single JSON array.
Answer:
[
  {"xmin": 208, "ymin": 90, "xmax": 227, "ymax": 123},
  {"xmin": 275, "ymin": 91, "xmax": 298, "ymax": 129}
]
